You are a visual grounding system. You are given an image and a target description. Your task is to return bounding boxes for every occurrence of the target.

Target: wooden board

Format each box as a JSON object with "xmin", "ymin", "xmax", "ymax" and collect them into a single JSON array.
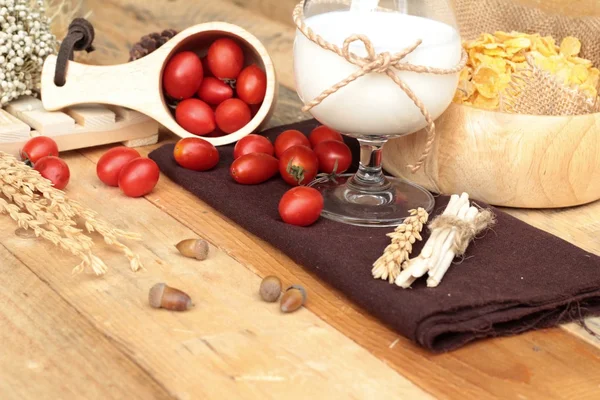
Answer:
[
  {"xmin": 0, "ymin": 97, "xmax": 159, "ymax": 156},
  {"xmin": 1, "ymin": 0, "xmax": 599, "ymax": 398},
  {"xmin": 82, "ymin": 90, "xmax": 600, "ymax": 400},
  {"xmin": 382, "ymin": 103, "xmax": 600, "ymax": 208},
  {"xmin": 0, "ymin": 246, "xmax": 172, "ymax": 400},
  {"xmin": 0, "ymin": 109, "xmax": 30, "ymax": 141},
  {"xmin": 0, "ymin": 152, "xmax": 431, "ymax": 400},
  {"xmin": 65, "ymin": 105, "xmax": 116, "ymax": 127}
]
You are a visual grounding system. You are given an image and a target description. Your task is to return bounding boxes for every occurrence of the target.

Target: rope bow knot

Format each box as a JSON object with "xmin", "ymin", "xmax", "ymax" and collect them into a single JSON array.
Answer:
[
  {"xmin": 341, "ymin": 35, "xmax": 421, "ymax": 74},
  {"xmin": 293, "ymin": 1, "xmax": 467, "ymax": 173}
]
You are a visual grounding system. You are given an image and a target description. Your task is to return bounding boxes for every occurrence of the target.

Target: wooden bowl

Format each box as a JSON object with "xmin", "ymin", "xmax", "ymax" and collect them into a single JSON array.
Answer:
[
  {"xmin": 40, "ymin": 22, "xmax": 278, "ymax": 146},
  {"xmin": 382, "ymin": 103, "xmax": 600, "ymax": 208}
]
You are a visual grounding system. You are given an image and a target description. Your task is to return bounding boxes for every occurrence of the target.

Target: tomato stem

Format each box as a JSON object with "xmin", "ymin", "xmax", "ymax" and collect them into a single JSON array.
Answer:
[
  {"xmin": 316, "ymin": 160, "xmax": 341, "ymax": 184},
  {"xmin": 286, "ymin": 160, "xmax": 306, "ymax": 185},
  {"xmin": 21, "ymin": 151, "xmax": 33, "ymax": 167},
  {"xmin": 222, "ymin": 78, "xmax": 237, "ymax": 89}
]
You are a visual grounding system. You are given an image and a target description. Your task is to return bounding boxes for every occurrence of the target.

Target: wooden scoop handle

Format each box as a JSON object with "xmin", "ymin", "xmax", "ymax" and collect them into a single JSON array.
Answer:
[{"xmin": 41, "ymin": 52, "xmax": 165, "ymax": 119}]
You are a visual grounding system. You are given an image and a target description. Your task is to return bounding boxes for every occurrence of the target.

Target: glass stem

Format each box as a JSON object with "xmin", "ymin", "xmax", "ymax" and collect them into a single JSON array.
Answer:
[{"xmin": 349, "ymin": 137, "xmax": 391, "ymax": 192}]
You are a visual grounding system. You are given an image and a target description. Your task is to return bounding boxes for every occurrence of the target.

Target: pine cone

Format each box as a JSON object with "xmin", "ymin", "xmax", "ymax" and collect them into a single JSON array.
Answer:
[{"xmin": 129, "ymin": 29, "xmax": 178, "ymax": 61}]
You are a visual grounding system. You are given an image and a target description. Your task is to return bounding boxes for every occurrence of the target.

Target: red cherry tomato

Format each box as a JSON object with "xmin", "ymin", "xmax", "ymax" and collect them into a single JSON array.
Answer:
[
  {"xmin": 197, "ymin": 77, "xmax": 233, "ymax": 105},
  {"xmin": 206, "ymin": 38, "xmax": 244, "ymax": 79},
  {"xmin": 230, "ymin": 153, "xmax": 279, "ymax": 185},
  {"xmin": 34, "ymin": 156, "xmax": 70, "ymax": 190},
  {"xmin": 236, "ymin": 65, "xmax": 267, "ymax": 105},
  {"xmin": 279, "ymin": 145, "xmax": 319, "ymax": 186},
  {"xmin": 118, "ymin": 158, "xmax": 160, "ymax": 198},
  {"xmin": 201, "ymin": 56, "xmax": 213, "ymax": 77},
  {"xmin": 175, "ymin": 98, "xmax": 216, "ymax": 135},
  {"xmin": 308, "ymin": 125, "xmax": 343, "ymax": 148},
  {"xmin": 162, "ymin": 51, "xmax": 203, "ymax": 100},
  {"xmin": 96, "ymin": 147, "xmax": 141, "ymax": 187},
  {"xmin": 279, "ymin": 186, "xmax": 323, "ymax": 227},
  {"xmin": 215, "ymin": 98, "xmax": 251, "ymax": 134},
  {"xmin": 233, "ymin": 134, "xmax": 274, "ymax": 160},
  {"xmin": 274, "ymin": 129, "xmax": 311, "ymax": 158},
  {"xmin": 249, "ymin": 103, "xmax": 261, "ymax": 118},
  {"xmin": 173, "ymin": 137, "xmax": 219, "ymax": 171},
  {"xmin": 314, "ymin": 140, "xmax": 352, "ymax": 174},
  {"xmin": 20, "ymin": 136, "xmax": 59, "ymax": 164}
]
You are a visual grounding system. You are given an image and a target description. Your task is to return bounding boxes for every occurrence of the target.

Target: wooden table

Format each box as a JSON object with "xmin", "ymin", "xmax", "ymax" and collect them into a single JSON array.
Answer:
[{"xmin": 2, "ymin": 1, "xmax": 600, "ymax": 399}]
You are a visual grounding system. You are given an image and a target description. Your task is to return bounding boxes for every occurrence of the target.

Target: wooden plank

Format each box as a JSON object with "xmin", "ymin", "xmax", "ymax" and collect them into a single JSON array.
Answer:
[
  {"xmin": 65, "ymin": 104, "xmax": 116, "ymax": 127},
  {"xmin": 122, "ymin": 133, "xmax": 160, "ymax": 147},
  {"xmin": 18, "ymin": 109, "xmax": 75, "ymax": 136},
  {"xmin": 563, "ymin": 319, "xmax": 600, "ymax": 347},
  {"xmin": 5, "ymin": 95, "xmax": 43, "ymax": 118},
  {"xmin": 82, "ymin": 139, "xmax": 600, "ymax": 400},
  {"xmin": 77, "ymin": 0, "xmax": 600, "ymax": 397},
  {"xmin": 0, "ymin": 109, "xmax": 30, "ymax": 142},
  {"xmin": 0, "ymin": 245, "xmax": 172, "ymax": 400},
  {"xmin": 0, "ymin": 152, "xmax": 433, "ymax": 400},
  {"xmin": 0, "ymin": 117, "xmax": 159, "ymax": 157},
  {"xmin": 107, "ymin": 105, "xmax": 144, "ymax": 120}
]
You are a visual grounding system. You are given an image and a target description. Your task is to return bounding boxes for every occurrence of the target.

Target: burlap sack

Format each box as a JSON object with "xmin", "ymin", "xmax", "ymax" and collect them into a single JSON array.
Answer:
[{"xmin": 452, "ymin": 0, "xmax": 600, "ymax": 115}]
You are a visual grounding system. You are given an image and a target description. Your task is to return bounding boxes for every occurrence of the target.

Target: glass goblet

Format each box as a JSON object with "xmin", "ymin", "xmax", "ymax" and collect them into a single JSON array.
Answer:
[{"xmin": 293, "ymin": 0, "xmax": 463, "ymax": 227}]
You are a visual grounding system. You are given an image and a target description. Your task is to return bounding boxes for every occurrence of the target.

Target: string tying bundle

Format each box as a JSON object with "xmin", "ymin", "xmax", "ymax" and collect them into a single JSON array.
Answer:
[
  {"xmin": 293, "ymin": 0, "xmax": 467, "ymax": 172},
  {"xmin": 428, "ymin": 209, "xmax": 496, "ymax": 256}
]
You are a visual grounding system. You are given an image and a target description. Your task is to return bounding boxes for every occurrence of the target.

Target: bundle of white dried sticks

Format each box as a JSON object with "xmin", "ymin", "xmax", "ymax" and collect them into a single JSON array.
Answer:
[
  {"xmin": 395, "ymin": 193, "xmax": 496, "ymax": 288},
  {"xmin": 0, "ymin": 151, "xmax": 142, "ymax": 275}
]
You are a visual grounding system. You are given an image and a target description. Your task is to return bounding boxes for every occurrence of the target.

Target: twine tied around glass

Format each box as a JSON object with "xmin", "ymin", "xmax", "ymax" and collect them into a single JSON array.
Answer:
[{"xmin": 293, "ymin": 0, "xmax": 468, "ymax": 173}]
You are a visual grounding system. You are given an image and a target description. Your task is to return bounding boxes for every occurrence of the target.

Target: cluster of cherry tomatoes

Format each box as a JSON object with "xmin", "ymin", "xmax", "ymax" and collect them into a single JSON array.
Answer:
[
  {"xmin": 96, "ymin": 147, "xmax": 160, "ymax": 197},
  {"xmin": 172, "ymin": 125, "xmax": 353, "ymax": 227},
  {"xmin": 20, "ymin": 136, "xmax": 70, "ymax": 190},
  {"xmin": 19, "ymin": 137, "xmax": 160, "ymax": 198},
  {"xmin": 162, "ymin": 37, "xmax": 267, "ymax": 137}
]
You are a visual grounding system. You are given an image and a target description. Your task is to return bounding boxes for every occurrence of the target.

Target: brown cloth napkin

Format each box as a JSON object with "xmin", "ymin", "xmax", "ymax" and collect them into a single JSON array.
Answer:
[{"xmin": 149, "ymin": 120, "xmax": 600, "ymax": 352}]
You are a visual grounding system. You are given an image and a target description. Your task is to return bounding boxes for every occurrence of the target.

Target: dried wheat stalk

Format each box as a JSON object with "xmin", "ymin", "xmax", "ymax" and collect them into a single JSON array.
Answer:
[
  {"xmin": 372, "ymin": 208, "xmax": 429, "ymax": 283},
  {"xmin": 0, "ymin": 151, "xmax": 142, "ymax": 274}
]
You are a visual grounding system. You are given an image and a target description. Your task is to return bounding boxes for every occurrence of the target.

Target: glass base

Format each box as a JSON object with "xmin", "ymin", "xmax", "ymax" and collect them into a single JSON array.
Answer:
[{"xmin": 308, "ymin": 174, "xmax": 435, "ymax": 227}]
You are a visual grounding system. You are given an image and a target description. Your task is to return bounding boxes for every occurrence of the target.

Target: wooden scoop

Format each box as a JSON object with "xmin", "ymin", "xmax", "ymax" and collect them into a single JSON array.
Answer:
[{"xmin": 41, "ymin": 22, "xmax": 278, "ymax": 146}]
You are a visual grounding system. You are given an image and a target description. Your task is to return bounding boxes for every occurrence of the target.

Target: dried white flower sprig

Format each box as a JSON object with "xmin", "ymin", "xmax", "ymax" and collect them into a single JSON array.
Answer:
[
  {"xmin": 0, "ymin": 151, "xmax": 142, "ymax": 275},
  {"xmin": 0, "ymin": 0, "xmax": 58, "ymax": 105},
  {"xmin": 372, "ymin": 208, "xmax": 429, "ymax": 283}
]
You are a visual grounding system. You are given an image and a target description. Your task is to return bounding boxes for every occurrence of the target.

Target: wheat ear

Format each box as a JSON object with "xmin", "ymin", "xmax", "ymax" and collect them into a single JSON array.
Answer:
[
  {"xmin": 0, "ymin": 151, "xmax": 142, "ymax": 274},
  {"xmin": 372, "ymin": 208, "xmax": 429, "ymax": 283}
]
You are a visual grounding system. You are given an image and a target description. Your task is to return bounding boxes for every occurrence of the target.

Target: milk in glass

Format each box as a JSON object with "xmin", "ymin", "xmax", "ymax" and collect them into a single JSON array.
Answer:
[{"xmin": 294, "ymin": 11, "xmax": 462, "ymax": 136}]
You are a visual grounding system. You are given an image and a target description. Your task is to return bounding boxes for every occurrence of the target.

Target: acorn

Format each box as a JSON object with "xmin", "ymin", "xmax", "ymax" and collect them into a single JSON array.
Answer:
[
  {"xmin": 176, "ymin": 238, "xmax": 209, "ymax": 260},
  {"xmin": 280, "ymin": 284, "xmax": 307, "ymax": 313},
  {"xmin": 148, "ymin": 283, "xmax": 193, "ymax": 311},
  {"xmin": 259, "ymin": 275, "xmax": 282, "ymax": 302}
]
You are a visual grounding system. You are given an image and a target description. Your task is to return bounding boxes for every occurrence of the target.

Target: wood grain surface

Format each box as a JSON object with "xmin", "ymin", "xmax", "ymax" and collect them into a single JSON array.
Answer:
[
  {"xmin": 1, "ymin": 152, "xmax": 431, "ymax": 400},
  {"xmin": 0, "ymin": 246, "xmax": 172, "ymax": 400},
  {"xmin": 382, "ymin": 104, "xmax": 600, "ymax": 208},
  {"xmin": 1, "ymin": 0, "xmax": 599, "ymax": 399}
]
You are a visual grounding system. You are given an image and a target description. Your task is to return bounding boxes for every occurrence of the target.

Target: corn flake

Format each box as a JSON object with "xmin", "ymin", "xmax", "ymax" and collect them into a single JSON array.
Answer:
[
  {"xmin": 455, "ymin": 30, "xmax": 599, "ymax": 111},
  {"xmin": 560, "ymin": 37, "xmax": 581, "ymax": 57}
]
